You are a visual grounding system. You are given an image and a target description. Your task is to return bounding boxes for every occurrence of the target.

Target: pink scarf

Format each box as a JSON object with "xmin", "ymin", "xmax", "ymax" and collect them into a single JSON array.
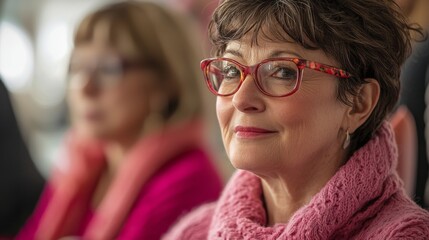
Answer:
[
  {"xmin": 35, "ymin": 120, "xmax": 205, "ymax": 240},
  {"xmin": 165, "ymin": 122, "xmax": 429, "ymax": 239},
  {"xmin": 208, "ymin": 122, "xmax": 429, "ymax": 239}
]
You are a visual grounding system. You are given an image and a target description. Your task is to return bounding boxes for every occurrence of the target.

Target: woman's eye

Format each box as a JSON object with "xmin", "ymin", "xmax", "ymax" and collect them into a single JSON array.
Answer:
[
  {"xmin": 223, "ymin": 66, "xmax": 240, "ymax": 79},
  {"xmin": 271, "ymin": 67, "xmax": 297, "ymax": 80},
  {"xmin": 99, "ymin": 63, "xmax": 122, "ymax": 75}
]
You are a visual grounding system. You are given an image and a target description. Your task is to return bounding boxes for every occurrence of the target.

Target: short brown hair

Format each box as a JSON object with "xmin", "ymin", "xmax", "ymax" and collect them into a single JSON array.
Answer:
[
  {"xmin": 74, "ymin": 1, "xmax": 203, "ymax": 124},
  {"xmin": 208, "ymin": 0, "xmax": 424, "ymax": 152}
]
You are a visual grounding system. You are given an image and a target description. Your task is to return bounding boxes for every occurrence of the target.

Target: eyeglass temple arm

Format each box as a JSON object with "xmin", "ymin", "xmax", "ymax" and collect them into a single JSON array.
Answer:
[{"xmin": 303, "ymin": 60, "xmax": 352, "ymax": 79}]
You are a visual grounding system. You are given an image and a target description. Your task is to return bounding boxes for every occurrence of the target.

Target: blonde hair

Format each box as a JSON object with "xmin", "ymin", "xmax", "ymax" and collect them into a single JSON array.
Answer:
[{"xmin": 74, "ymin": 1, "xmax": 203, "ymax": 124}]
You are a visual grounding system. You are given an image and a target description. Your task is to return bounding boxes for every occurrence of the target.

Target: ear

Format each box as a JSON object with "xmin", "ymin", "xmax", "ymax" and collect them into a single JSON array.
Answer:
[{"xmin": 345, "ymin": 78, "xmax": 380, "ymax": 133}]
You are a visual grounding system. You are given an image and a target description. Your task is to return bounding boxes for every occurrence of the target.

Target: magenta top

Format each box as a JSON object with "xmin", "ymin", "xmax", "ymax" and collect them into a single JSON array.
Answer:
[
  {"xmin": 19, "ymin": 149, "xmax": 222, "ymax": 240},
  {"xmin": 17, "ymin": 121, "xmax": 223, "ymax": 240}
]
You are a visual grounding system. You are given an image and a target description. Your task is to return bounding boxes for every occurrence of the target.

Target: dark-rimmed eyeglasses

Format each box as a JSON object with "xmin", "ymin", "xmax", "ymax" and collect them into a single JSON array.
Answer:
[{"xmin": 200, "ymin": 57, "xmax": 352, "ymax": 97}]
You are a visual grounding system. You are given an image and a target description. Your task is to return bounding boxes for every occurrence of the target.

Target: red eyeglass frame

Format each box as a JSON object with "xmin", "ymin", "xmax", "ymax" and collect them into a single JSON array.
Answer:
[{"xmin": 200, "ymin": 57, "xmax": 352, "ymax": 97}]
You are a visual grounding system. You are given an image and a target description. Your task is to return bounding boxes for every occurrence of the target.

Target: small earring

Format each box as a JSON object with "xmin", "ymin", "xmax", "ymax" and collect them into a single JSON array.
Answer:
[{"xmin": 343, "ymin": 130, "xmax": 350, "ymax": 149}]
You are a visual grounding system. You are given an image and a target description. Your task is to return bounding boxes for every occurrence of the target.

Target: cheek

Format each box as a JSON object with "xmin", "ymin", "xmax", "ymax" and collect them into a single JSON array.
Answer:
[
  {"xmin": 216, "ymin": 97, "xmax": 234, "ymax": 151},
  {"xmin": 102, "ymin": 81, "xmax": 149, "ymax": 128},
  {"xmin": 279, "ymin": 78, "xmax": 344, "ymax": 124},
  {"xmin": 67, "ymin": 90, "xmax": 86, "ymax": 123},
  {"xmin": 216, "ymin": 97, "xmax": 228, "ymax": 127},
  {"xmin": 274, "ymin": 85, "xmax": 346, "ymax": 154},
  {"xmin": 67, "ymin": 91, "xmax": 78, "ymax": 115}
]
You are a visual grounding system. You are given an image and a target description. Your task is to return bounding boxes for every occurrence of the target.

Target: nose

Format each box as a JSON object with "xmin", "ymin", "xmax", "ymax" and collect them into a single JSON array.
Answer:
[
  {"xmin": 232, "ymin": 74, "xmax": 265, "ymax": 113},
  {"xmin": 81, "ymin": 72, "xmax": 100, "ymax": 97}
]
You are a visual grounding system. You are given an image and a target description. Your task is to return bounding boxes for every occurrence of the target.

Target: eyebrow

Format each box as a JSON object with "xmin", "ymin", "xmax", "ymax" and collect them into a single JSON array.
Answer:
[
  {"xmin": 223, "ymin": 49, "xmax": 304, "ymax": 59},
  {"xmin": 269, "ymin": 50, "xmax": 303, "ymax": 59},
  {"xmin": 223, "ymin": 49, "xmax": 243, "ymax": 58}
]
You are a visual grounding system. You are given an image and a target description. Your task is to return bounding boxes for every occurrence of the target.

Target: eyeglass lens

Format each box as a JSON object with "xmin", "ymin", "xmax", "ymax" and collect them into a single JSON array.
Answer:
[
  {"xmin": 206, "ymin": 59, "xmax": 299, "ymax": 96},
  {"xmin": 68, "ymin": 57, "xmax": 125, "ymax": 89}
]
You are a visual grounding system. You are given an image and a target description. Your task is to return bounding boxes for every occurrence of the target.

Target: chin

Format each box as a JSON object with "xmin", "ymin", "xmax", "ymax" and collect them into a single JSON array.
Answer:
[
  {"xmin": 227, "ymin": 142, "xmax": 284, "ymax": 175},
  {"xmin": 229, "ymin": 152, "xmax": 272, "ymax": 173},
  {"xmin": 75, "ymin": 125, "xmax": 111, "ymax": 141}
]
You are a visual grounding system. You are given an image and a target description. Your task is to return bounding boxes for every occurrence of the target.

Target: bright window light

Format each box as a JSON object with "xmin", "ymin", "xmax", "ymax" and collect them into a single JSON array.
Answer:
[
  {"xmin": 38, "ymin": 21, "xmax": 70, "ymax": 63},
  {"xmin": 0, "ymin": 21, "xmax": 34, "ymax": 91}
]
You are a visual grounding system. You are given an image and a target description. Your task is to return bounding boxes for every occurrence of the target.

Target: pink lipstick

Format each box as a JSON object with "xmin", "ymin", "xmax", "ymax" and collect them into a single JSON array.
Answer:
[{"xmin": 234, "ymin": 126, "xmax": 276, "ymax": 138}]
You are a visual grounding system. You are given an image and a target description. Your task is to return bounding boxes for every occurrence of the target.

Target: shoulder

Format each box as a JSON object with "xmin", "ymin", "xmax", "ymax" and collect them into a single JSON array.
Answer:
[
  {"xmin": 133, "ymin": 148, "xmax": 222, "ymax": 216},
  {"xmin": 162, "ymin": 202, "xmax": 217, "ymax": 240},
  {"xmin": 128, "ymin": 146, "xmax": 222, "ymax": 207},
  {"xmin": 121, "ymin": 149, "xmax": 222, "ymax": 239},
  {"xmin": 147, "ymin": 149, "xmax": 222, "ymax": 193},
  {"xmin": 147, "ymin": 148, "xmax": 223, "ymax": 198},
  {"xmin": 366, "ymin": 194, "xmax": 429, "ymax": 239},
  {"xmin": 381, "ymin": 210, "xmax": 429, "ymax": 239},
  {"xmin": 385, "ymin": 204, "xmax": 429, "ymax": 239}
]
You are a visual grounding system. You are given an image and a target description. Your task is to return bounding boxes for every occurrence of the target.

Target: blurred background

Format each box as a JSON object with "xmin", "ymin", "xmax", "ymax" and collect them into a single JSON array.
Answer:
[
  {"xmin": 0, "ymin": 0, "xmax": 429, "ymax": 239},
  {"xmin": 0, "ymin": 0, "xmax": 428, "ymax": 236},
  {"xmin": 0, "ymin": 0, "xmax": 227, "ymax": 178}
]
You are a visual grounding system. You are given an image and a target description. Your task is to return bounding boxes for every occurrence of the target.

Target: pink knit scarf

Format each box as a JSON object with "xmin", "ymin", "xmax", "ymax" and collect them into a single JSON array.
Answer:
[
  {"xmin": 35, "ymin": 120, "xmax": 204, "ymax": 240},
  {"xmin": 209, "ymin": 122, "xmax": 404, "ymax": 239}
]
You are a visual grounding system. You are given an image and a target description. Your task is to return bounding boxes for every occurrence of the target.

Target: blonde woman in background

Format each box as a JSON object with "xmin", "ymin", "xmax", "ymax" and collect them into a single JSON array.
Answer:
[{"xmin": 17, "ymin": 1, "xmax": 222, "ymax": 239}]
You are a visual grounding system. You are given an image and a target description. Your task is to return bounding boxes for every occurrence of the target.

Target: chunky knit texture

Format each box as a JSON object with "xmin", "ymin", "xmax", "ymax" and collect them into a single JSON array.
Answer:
[{"xmin": 164, "ymin": 122, "xmax": 429, "ymax": 239}]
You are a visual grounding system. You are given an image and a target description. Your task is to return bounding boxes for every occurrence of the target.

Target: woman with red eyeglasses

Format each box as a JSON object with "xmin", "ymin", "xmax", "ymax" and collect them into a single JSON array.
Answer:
[
  {"xmin": 17, "ymin": 2, "xmax": 222, "ymax": 240},
  {"xmin": 165, "ymin": 0, "xmax": 429, "ymax": 239}
]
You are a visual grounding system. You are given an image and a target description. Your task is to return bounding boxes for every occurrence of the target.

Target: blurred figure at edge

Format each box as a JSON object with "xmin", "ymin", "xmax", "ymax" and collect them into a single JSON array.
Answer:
[
  {"xmin": 17, "ymin": 1, "xmax": 222, "ymax": 239},
  {"xmin": 0, "ymin": 77, "xmax": 44, "ymax": 237}
]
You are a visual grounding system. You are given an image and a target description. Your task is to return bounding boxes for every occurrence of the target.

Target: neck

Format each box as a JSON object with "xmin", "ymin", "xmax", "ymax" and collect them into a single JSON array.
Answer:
[
  {"xmin": 260, "ymin": 150, "xmax": 345, "ymax": 226},
  {"xmin": 104, "ymin": 133, "xmax": 140, "ymax": 172},
  {"xmin": 91, "ymin": 131, "xmax": 144, "ymax": 208}
]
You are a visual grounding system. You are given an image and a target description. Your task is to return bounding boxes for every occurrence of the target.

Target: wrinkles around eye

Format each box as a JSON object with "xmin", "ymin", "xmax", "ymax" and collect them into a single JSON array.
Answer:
[{"xmin": 270, "ymin": 67, "xmax": 296, "ymax": 80}]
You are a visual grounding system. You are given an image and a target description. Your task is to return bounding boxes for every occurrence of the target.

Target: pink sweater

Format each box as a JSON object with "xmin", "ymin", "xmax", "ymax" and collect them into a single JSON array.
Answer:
[{"xmin": 164, "ymin": 122, "xmax": 429, "ymax": 239}]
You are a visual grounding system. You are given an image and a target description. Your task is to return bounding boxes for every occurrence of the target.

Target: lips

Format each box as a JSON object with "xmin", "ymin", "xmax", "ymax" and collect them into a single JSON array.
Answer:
[
  {"xmin": 83, "ymin": 110, "xmax": 103, "ymax": 122},
  {"xmin": 234, "ymin": 126, "xmax": 276, "ymax": 138}
]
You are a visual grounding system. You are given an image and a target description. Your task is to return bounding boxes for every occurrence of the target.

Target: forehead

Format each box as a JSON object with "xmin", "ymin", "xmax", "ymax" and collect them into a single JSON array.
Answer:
[
  {"xmin": 75, "ymin": 18, "xmax": 141, "ymax": 60},
  {"xmin": 223, "ymin": 34, "xmax": 336, "ymax": 66},
  {"xmin": 71, "ymin": 42, "xmax": 119, "ymax": 60}
]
